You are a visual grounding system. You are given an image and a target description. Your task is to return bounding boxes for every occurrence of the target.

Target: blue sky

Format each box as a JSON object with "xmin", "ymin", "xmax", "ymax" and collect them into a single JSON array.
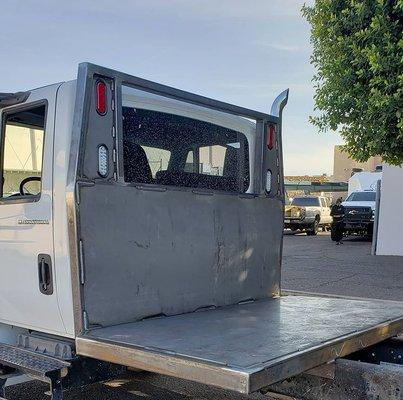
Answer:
[{"xmin": 0, "ymin": 0, "xmax": 342, "ymax": 175}]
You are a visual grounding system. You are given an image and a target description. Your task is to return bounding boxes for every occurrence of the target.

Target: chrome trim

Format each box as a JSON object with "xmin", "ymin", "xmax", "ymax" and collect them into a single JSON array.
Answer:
[
  {"xmin": 76, "ymin": 336, "xmax": 250, "ymax": 393},
  {"xmin": 66, "ymin": 189, "xmax": 83, "ymax": 336},
  {"xmin": 76, "ymin": 315, "xmax": 403, "ymax": 394},
  {"xmin": 66, "ymin": 63, "xmax": 93, "ymax": 336},
  {"xmin": 270, "ymin": 89, "xmax": 289, "ymax": 118},
  {"xmin": 270, "ymin": 90, "xmax": 289, "ymax": 295}
]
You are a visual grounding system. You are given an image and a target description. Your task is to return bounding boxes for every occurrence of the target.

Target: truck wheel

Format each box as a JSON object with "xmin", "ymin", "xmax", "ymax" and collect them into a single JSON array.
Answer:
[{"xmin": 307, "ymin": 219, "xmax": 319, "ymax": 236}]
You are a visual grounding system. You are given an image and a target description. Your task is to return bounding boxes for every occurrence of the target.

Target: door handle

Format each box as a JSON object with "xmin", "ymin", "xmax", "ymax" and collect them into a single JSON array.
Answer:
[{"xmin": 38, "ymin": 254, "xmax": 53, "ymax": 295}]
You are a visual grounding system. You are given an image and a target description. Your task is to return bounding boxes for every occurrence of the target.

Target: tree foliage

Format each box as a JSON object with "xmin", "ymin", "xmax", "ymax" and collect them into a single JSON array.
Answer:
[{"xmin": 302, "ymin": 0, "xmax": 403, "ymax": 165}]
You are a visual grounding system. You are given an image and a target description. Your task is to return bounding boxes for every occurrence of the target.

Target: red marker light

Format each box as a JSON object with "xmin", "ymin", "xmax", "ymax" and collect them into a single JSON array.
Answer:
[
  {"xmin": 267, "ymin": 125, "xmax": 275, "ymax": 150},
  {"xmin": 96, "ymin": 80, "xmax": 107, "ymax": 115}
]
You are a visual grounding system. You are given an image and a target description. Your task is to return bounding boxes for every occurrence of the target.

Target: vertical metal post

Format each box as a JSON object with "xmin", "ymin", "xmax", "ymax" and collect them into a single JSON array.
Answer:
[
  {"xmin": 270, "ymin": 89, "xmax": 289, "ymax": 200},
  {"xmin": 29, "ymin": 128, "xmax": 38, "ymax": 171},
  {"xmin": 371, "ymin": 179, "xmax": 382, "ymax": 255}
]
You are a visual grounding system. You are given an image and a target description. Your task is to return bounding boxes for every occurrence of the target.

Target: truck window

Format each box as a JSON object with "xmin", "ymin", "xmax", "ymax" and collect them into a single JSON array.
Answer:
[
  {"xmin": 291, "ymin": 197, "xmax": 320, "ymax": 207},
  {"xmin": 141, "ymin": 146, "xmax": 171, "ymax": 178},
  {"xmin": 185, "ymin": 144, "xmax": 239, "ymax": 176},
  {"xmin": 345, "ymin": 191, "xmax": 376, "ymax": 202},
  {"xmin": 122, "ymin": 107, "xmax": 250, "ymax": 193},
  {"xmin": 1, "ymin": 104, "xmax": 46, "ymax": 199}
]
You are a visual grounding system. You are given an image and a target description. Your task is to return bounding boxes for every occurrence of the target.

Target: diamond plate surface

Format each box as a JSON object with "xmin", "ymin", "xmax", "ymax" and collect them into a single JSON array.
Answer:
[{"xmin": 0, "ymin": 344, "xmax": 70, "ymax": 376}]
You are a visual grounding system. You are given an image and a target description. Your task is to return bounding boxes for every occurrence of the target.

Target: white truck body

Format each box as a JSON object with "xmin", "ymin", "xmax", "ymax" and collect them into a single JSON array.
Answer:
[
  {"xmin": 0, "ymin": 64, "xmax": 402, "ymax": 399},
  {"xmin": 0, "ymin": 82, "xmax": 76, "ymax": 338},
  {"xmin": 348, "ymin": 171, "xmax": 382, "ymax": 195}
]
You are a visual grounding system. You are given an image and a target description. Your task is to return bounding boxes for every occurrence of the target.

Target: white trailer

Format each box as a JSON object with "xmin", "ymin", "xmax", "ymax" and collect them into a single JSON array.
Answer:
[
  {"xmin": 0, "ymin": 64, "xmax": 402, "ymax": 399},
  {"xmin": 348, "ymin": 171, "xmax": 382, "ymax": 195}
]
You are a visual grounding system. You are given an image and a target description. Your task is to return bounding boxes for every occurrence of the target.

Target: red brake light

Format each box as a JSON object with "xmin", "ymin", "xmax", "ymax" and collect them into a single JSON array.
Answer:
[
  {"xmin": 267, "ymin": 125, "xmax": 275, "ymax": 150},
  {"xmin": 96, "ymin": 80, "xmax": 107, "ymax": 115}
]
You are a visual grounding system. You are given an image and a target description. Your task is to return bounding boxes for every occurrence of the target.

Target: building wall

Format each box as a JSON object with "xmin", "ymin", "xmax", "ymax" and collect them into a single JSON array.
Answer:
[
  {"xmin": 376, "ymin": 165, "xmax": 403, "ymax": 256},
  {"xmin": 333, "ymin": 145, "xmax": 382, "ymax": 182}
]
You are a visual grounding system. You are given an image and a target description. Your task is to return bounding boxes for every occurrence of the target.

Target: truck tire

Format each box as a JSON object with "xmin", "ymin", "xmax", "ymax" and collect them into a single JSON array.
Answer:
[{"xmin": 307, "ymin": 219, "xmax": 319, "ymax": 236}]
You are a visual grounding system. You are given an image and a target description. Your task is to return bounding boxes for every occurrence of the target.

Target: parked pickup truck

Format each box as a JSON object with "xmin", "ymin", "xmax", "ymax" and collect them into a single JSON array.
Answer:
[
  {"xmin": 0, "ymin": 63, "xmax": 402, "ymax": 400},
  {"xmin": 343, "ymin": 190, "xmax": 376, "ymax": 236},
  {"xmin": 284, "ymin": 195, "xmax": 331, "ymax": 235}
]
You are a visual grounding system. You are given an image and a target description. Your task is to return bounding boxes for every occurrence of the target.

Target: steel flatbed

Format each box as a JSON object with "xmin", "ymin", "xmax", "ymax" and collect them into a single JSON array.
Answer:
[{"xmin": 77, "ymin": 294, "xmax": 403, "ymax": 394}]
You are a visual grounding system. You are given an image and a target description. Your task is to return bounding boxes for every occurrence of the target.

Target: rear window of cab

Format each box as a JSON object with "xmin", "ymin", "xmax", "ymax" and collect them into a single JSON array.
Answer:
[{"xmin": 121, "ymin": 106, "xmax": 250, "ymax": 193}]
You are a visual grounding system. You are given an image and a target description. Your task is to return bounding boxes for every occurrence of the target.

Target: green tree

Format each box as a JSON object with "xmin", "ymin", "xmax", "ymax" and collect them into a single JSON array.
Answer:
[{"xmin": 302, "ymin": 0, "xmax": 403, "ymax": 165}]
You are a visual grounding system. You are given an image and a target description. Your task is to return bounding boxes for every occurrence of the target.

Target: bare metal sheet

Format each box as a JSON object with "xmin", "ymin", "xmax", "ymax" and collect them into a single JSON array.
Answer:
[
  {"xmin": 79, "ymin": 184, "xmax": 282, "ymax": 327},
  {"xmin": 80, "ymin": 295, "xmax": 403, "ymax": 393}
]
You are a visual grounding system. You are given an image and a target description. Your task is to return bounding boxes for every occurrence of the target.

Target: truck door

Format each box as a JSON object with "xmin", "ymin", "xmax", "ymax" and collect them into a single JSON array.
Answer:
[{"xmin": 0, "ymin": 84, "xmax": 66, "ymax": 335}]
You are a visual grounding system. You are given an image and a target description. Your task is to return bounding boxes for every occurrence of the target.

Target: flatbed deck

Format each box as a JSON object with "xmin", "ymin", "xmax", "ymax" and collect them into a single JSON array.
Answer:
[{"xmin": 77, "ymin": 295, "xmax": 403, "ymax": 394}]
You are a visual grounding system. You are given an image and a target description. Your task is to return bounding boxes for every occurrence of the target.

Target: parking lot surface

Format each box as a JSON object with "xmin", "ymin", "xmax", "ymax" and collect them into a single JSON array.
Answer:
[
  {"xmin": 6, "ymin": 232, "xmax": 403, "ymax": 399},
  {"xmin": 283, "ymin": 231, "xmax": 403, "ymax": 301}
]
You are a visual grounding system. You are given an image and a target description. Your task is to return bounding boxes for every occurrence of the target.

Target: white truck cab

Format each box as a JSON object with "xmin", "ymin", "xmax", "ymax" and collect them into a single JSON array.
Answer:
[
  {"xmin": 284, "ymin": 195, "xmax": 332, "ymax": 235},
  {"xmin": 0, "ymin": 64, "xmax": 402, "ymax": 399},
  {"xmin": 0, "ymin": 82, "xmax": 77, "ymax": 338}
]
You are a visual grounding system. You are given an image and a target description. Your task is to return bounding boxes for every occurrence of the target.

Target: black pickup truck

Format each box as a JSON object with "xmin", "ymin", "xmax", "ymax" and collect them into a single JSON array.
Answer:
[{"xmin": 342, "ymin": 191, "xmax": 376, "ymax": 236}]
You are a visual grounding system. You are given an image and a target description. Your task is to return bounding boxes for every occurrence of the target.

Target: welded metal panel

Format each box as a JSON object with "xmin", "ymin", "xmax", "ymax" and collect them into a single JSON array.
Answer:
[
  {"xmin": 79, "ymin": 183, "xmax": 282, "ymax": 327},
  {"xmin": 77, "ymin": 295, "xmax": 403, "ymax": 394}
]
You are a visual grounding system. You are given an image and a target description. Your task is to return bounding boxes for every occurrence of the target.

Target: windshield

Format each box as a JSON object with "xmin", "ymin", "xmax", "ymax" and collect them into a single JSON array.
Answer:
[
  {"xmin": 346, "ymin": 192, "xmax": 376, "ymax": 202},
  {"xmin": 291, "ymin": 197, "xmax": 320, "ymax": 207}
]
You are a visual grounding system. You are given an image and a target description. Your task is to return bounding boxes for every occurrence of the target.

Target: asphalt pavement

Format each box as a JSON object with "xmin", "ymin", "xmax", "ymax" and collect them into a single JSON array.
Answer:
[
  {"xmin": 282, "ymin": 231, "xmax": 403, "ymax": 301},
  {"xmin": 5, "ymin": 231, "xmax": 403, "ymax": 399}
]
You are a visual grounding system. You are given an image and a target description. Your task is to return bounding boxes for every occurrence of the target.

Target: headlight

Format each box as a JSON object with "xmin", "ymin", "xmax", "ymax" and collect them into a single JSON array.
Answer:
[{"xmin": 291, "ymin": 209, "xmax": 300, "ymax": 217}]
